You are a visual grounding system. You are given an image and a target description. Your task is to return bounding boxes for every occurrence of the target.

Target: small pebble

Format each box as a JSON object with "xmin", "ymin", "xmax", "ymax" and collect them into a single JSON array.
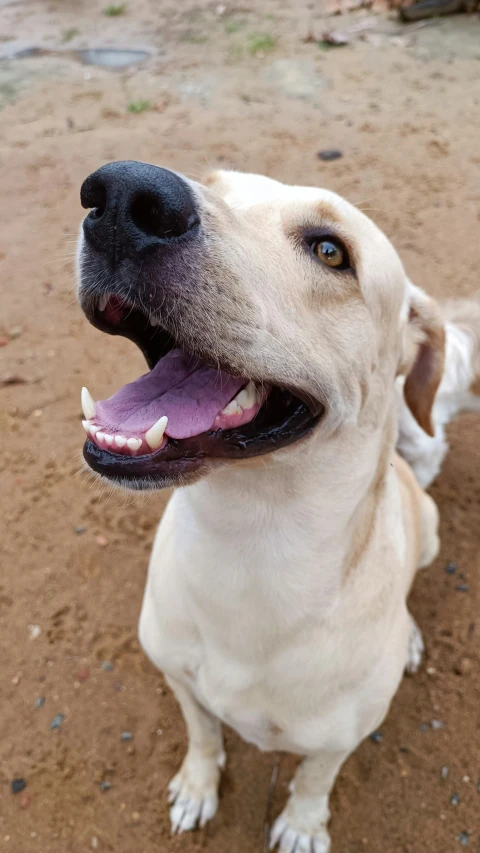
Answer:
[
  {"xmin": 454, "ymin": 657, "xmax": 472, "ymax": 676},
  {"xmin": 456, "ymin": 584, "xmax": 469, "ymax": 593},
  {"xmin": 445, "ymin": 561, "xmax": 456, "ymax": 574},
  {"xmin": 33, "ymin": 409, "xmax": 43, "ymax": 418},
  {"xmin": 12, "ymin": 674, "xmax": 21, "ymax": 686},
  {"xmin": 75, "ymin": 526, "xmax": 87, "ymax": 535},
  {"xmin": 95, "ymin": 535, "xmax": 109, "ymax": 547},
  {"xmin": 451, "ymin": 793, "xmax": 459, "ymax": 806},
  {"xmin": 431, "ymin": 720, "xmax": 444, "ymax": 730},
  {"xmin": 50, "ymin": 713, "xmax": 65, "ymax": 730},
  {"xmin": 370, "ymin": 731, "xmax": 382, "ymax": 743},
  {"xmin": 120, "ymin": 731, "xmax": 133, "ymax": 741},
  {"xmin": 441, "ymin": 765, "xmax": 449, "ymax": 780},
  {"xmin": 99, "ymin": 781, "xmax": 111, "ymax": 791},
  {"xmin": 132, "ymin": 811, "xmax": 141, "ymax": 822},
  {"xmin": 9, "ymin": 326, "xmax": 23, "ymax": 339},
  {"xmin": 35, "ymin": 696, "xmax": 46, "ymax": 709},
  {"xmin": 462, "ymin": 776, "xmax": 470, "ymax": 783},
  {"xmin": 21, "ymin": 794, "xmax": 30, "ymax": 809},
  {"xmin": 11, "ymin": 778, "xmax": 26, "ymax": 794},
  {"xmin": 101, "ymin": 661, "xmax": 113, "ymax": 672},
  {"xmin": 28, "ymin": 624, "xmax": 41, "ymax": 639},
  {"xmin": 458, "ymin": 831, "xmax": 469, "ymax": 846},
  {"xmin": 317, "ymin": 149, "xmax": 343, "ymax": 161},
  {"xmin": 419, "ymin": 722, "xmax": 430, "ymax": 732},
  {"xmin": 91, "ymin": 838, "xmax": 98, "ymax": 850},
  {"xmin": 156, "ymin": 728, "xmax": 163, "ymax": 736},
  {"xmin": 78, "ymin": 668, "xmax": 90, "ymax": 681}
]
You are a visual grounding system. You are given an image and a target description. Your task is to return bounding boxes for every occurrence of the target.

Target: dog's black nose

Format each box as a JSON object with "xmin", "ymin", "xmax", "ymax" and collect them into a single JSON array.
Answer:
[{"xmin": 80, "ymin": 160, "xmax": 199, "ymax": 261}]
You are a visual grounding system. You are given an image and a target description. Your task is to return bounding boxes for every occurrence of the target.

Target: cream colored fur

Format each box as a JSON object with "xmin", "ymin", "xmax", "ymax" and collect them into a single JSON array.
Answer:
[{"xmin": 134, "ymin": 171, "xmax": 479, "ymax": 852}]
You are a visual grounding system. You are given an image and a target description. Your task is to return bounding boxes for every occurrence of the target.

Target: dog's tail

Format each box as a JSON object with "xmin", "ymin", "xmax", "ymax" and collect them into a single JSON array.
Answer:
[{"xmin": 397, "ymin": 294, "xmax": 480, "ymax": 488}]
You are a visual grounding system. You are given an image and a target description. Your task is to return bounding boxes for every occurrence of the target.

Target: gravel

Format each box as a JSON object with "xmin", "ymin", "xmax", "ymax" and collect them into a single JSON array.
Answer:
[
  {"xmin": 11, "ymin": 778, "xmax": 26, "ymax": 794},
  {"xmin": 50, "ymin": 713, "xmax": 65, "ymax": 730},
  {"xmin": 120, "ymin": 731, "xmax": 133, "ymax": 741},
  {"xmin": 35, "ymin": 696, "xmax": 46, "ymax": 709},
  {"xmin": 456, "ymin": 584, "xmax": 469, "ymax": 593},
  {"xmin": 458, "ymin": 831, "xmax": 469, "ymax": 846},
  {"xmin": 317, "ymin": 149, "xmax": 343, "ymax": 161},
  {"xmin": 370, "ymin": 731, "xmax": 383, "ymax": 743},
  {"xmin": 445, "ymin": 561, "xmax": 456, "ymax": 574},
  {"xmin": 101, "ymin": 661, "xmax": 113, "ymax": 672},
  {"xmin": 451, "ymin": 793, "xmax": 460, "ymax": 806}
]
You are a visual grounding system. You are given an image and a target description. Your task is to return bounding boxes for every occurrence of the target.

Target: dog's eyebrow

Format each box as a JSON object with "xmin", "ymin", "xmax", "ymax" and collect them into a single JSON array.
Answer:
[{"xmin": 313, "ymin": 200, "xmax": 343, "ymax": 225}]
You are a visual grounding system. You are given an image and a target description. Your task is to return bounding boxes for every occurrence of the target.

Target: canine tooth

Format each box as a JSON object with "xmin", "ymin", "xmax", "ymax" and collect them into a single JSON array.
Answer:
[
  {"xmin": 98, "ymin": 294, "xmax": 109, "ymax": 312},
  {"xmin": 114, "ymin": 435, "xmax": 127, "ymax": 448},
  {"xmin": 221, "ymin": 399, "xmax": 242, "ymax": 416},
  {"xmin": 127, "ymin": 437, "xmax": 142, "ymax": 452},
  {"xmin": 145, "ymin": 415, "xmax": 168, "ymax": 450},
  {"xmin": 104, "ymin": 434, "xmax": 114, "ymax": 446},
  {"xmin": 235, "ymin": 381, "xmax": 257, "ymax": 411},
  {"xmin": 81, "ymin": 386, "xmax": 96, "ymax": 420},
  {"xmin": 82, "ymin": 420, "xmax": 90, "ymax": 433},
  {"xmin": 96, "ymin": 432, "xmax": 105, "ymax": 442}
]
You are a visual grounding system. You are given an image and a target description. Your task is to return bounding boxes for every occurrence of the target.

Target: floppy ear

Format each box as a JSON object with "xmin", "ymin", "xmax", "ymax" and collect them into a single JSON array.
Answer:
[{"xmin": 401, "ymin": 284, "xmax": 445, "ymax": 437}]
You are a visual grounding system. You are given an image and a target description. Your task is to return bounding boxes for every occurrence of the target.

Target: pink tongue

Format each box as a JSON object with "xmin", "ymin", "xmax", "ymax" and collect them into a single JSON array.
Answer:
[{"xmin": 95, "ymin": 349, "xmax": 244, "ymax": 440}]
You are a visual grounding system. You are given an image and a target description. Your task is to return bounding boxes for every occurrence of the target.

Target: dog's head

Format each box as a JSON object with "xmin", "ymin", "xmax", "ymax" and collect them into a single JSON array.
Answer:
[{"xmin": 77, "ymin": 162, "xmax": 444, "ymax": 489}]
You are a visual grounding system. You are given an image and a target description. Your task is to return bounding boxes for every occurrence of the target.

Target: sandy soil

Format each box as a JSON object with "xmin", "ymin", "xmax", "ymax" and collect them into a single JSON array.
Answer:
[{"xmin": 0, "ymin": 2, "xmax": 479, "ymax": 852}]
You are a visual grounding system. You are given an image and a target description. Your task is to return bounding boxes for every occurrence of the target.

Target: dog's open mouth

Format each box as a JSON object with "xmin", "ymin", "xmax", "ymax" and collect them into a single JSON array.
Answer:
[{"xmin": 81, "ymin": 295, "xmax": 322, "ymax": 487}]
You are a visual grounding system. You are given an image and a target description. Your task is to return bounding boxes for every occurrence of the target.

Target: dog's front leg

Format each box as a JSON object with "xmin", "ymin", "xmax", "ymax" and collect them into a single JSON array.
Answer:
[
  {"xmin": 270, "ymin": 749, "xmax": 350, "ymax": 853},
  {"xmin": 166, "ymin": 675, "xmax": 225, "ymax": 833}
]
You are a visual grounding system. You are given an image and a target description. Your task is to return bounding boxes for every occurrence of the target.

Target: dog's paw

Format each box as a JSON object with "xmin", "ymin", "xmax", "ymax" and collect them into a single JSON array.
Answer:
[
  {"xmin": 270, "ymin": 814, "xmax": 331, "ymax": 853},
  {"xmin": 405, "ymin": 614, "xmax": 424, "ymax": 675},
  {"xmin": 168, "ymin": 753, "xmax": 222, "ymax": 833}
]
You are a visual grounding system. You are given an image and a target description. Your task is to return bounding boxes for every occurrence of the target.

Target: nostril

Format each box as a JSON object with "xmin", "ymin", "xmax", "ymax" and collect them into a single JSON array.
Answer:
[
  {"xmin": 130, "ymin": 192, "xmax": 198, "ymax": 240},
  {"xmin": 131, "ymin": 193, "xmax": 166, "ymax": 237},
  {"xmin": 87, "ymin": 184, "xmax": 107, "ymax": 220}
]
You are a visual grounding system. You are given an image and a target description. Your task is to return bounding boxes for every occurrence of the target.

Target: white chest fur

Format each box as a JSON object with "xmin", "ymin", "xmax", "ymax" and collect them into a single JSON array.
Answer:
[{"xmin": 139, "ymin": 470, "xmax": 410, "ymax": 756}]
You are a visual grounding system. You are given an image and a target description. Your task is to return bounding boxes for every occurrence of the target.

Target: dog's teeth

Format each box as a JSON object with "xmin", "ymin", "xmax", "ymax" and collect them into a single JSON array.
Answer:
[
  {"xmin": 149, "ymin": 316, "xmax": 161, "ymax": 327},
  {"xmin": 127, "ymin": 437, "xmax": 142, "ymax": 452},
  {"xmin": 89, "ymin": 425, "xmax": 100, "ymax": 437},
  {"xmin": 96, "ymin": 432, "xmax": 105, "ymax": 443},
  {"xmin": 145, "ymin": 416, "xmax": 168, "ymax": 450},
  {"xmin": 82, "ymin": 420, "xmax": 90, "ymax": 433},
  {"xmin": 236, "ymin": 381, "xmax": 257, "ymax": 410},
  {"xmin": 114, "ymin": 435, "xmax": 127, "ymax": 448},
  {"xmin": 104, "ymin": 434, "xmax": 114, "ymax": 446},
  {"xmin": 81, "ymin": 386, "xmax": 96, "ymax": 420},
  {"xmin": 221, "ymin": 399, "xmax": 242, "ymax": 416},
  {"xmin": 98, "ymin": 294, "xmax": 109, "ymax": 312}
]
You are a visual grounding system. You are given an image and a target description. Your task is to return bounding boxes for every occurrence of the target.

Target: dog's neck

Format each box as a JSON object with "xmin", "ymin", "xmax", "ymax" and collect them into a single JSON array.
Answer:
[{"xmin": 184, "ymin": 407, "xmax": 397, "ymax": 600}]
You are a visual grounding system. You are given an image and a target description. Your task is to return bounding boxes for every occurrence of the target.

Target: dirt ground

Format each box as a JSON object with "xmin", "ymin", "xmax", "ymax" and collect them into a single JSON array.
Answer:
[{"xmin": 1, "ymin": 2, "xmax": 480, "ymax": 852}]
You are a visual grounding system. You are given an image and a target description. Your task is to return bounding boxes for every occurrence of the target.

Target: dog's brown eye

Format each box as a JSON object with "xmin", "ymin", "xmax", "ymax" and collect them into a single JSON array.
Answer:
[{"xmin": 313, "ymin": 239, "xmax": 346, "ymax": 268}]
